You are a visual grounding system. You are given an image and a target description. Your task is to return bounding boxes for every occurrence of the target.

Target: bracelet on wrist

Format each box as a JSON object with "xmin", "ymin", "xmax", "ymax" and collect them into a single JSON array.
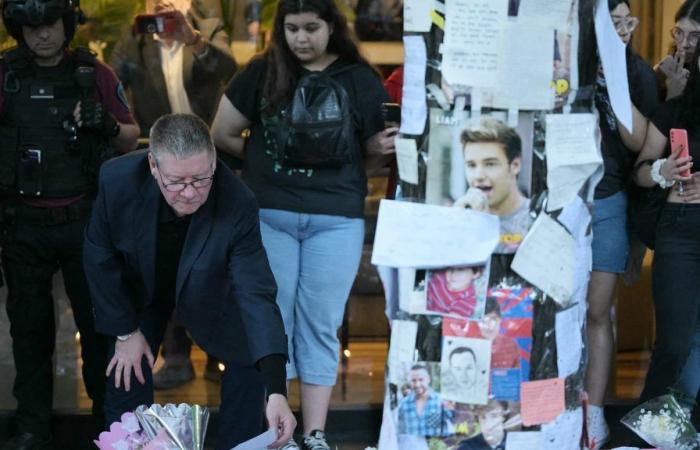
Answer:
[{"xmin": 650, "ymin": 158, "xmax": 676, "ymax": 188}]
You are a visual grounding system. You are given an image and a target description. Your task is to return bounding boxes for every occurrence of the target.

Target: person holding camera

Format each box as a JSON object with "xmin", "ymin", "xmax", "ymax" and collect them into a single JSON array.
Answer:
[
  {"xmin": 110, "ymin": 0, "xmax": 237, "ymax": 138},
  {"xmin": 0, "ymin": 1, "xmax": 139, "ymax": 448}
]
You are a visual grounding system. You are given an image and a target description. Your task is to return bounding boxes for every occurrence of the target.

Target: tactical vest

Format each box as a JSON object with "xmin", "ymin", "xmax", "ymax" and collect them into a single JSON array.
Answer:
[{"xmin": 0, "ymin": 47, "xmax": 106, "ymax": 197}]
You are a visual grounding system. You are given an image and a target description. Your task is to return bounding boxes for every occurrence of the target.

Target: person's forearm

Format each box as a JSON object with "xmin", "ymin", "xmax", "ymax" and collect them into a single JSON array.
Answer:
[
  {"xmin": 617, "ymin": 104, "xmax": 648, "ymax": 152},
  {"xmin": 110, "ymin": 122, "xmax": 139, "ymax": 154},
  {"xmin": 213, "ymin": 132, "xmax": 246, "ymax": 159},
  {"xmin": 635, "ymin": 161, "xmax": 657, "ymax": 188}
]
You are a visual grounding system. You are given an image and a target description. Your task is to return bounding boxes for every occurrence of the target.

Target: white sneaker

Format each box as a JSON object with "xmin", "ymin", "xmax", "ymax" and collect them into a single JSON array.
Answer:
[{"xmin": 587, "ymin": 404, "xmax": 610, "ymax": 450}]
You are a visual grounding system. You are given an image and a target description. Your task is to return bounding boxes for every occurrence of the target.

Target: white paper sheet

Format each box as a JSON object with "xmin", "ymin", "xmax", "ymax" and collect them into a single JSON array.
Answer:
[
  {"xmin": 555, "ymin": 305, "xmax": 583, "ymax": 378},
  {"xmin": 394, "ymin": 138, "xmax": 419, "ymax": 184},
  {"xmin": 489, "ymin": 22, "xmax": 555, "ymax": 110},
  {"xmin": 388, "ymin": 320, "xmax": 418, "ymax": 383},
  {"xmin": 512, "ymin": 213, "xmax": 575, "ymax": 305},
  {"xmin": 404, "ymin": 0, "xmax": 433, "ymax": 32},
  {"xmin": 594, "ymin": 0, "xmax": 632, "ymax": 132},
  {"xmin": 545, "ymin": 113, "xmax": 603, "ymax": 212},
  {"xmin": 401, "ymin": 36, "xmax": 428, "ymax": 135},
  {"xmin": 505, "ymin": 431, "xmax": 543, "ymax": 450},
  {"xmin": 231, "ymin": 428, "xmax": 277, "ymax": 450},
  {"xmin": 441, "ymin": 0, "xmax": 508, "ymax": 88},
  {"xmin": 518, "ymin": 0, "xmax": 573, "ymax": 28},
  {"xmin": 540, "ymin": 408, "xmax": 584, "ymax": 450},
  {"xmin": 371, "ymin": 200, "xmax": 500, "ymax": 268}
]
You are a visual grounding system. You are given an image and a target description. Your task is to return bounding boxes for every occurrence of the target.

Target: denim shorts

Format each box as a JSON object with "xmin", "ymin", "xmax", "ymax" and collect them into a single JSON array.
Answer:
[
  {"xmin": 259, "ymin": 208, "xmax": 364, "ymax": 386},
  {"xmin": 591, "ymin": 190, "xmax": 629, "ymax": 273}
]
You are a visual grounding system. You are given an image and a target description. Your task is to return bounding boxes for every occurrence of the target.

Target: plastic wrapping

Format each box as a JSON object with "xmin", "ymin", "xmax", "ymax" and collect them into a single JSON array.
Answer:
[{"xmin": 621, "ymin": 395, "xmax": 699, "ymax": 450}]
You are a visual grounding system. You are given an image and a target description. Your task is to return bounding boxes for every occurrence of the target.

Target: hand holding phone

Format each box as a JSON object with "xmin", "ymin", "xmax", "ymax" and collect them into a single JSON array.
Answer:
[
  {"xmin": 134, "ymin": 14, "xmax": 178, "ymax": 35},
  {"xmin": 670, "ymin": 128, "xmax": 691, "ymax": 178},
  {"xmin": 381, "ymin": 102, "xmax": 401, "ymax": 129}
]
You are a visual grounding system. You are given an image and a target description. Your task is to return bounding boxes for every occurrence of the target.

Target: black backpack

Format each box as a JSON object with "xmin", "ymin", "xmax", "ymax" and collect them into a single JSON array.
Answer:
[{"xmin": 276, "ymin": 64, "xmax": 358, "ymax": 168}]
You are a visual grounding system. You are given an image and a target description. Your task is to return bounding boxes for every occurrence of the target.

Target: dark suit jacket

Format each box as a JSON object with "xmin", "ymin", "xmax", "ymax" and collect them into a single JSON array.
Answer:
[
  {"xmin": 109, "ymin": 13, "xmax": 237, "ymax": 136},
  {"xmin": 83, "ymin": 150, "xmax": 286, "ymax": 365}
]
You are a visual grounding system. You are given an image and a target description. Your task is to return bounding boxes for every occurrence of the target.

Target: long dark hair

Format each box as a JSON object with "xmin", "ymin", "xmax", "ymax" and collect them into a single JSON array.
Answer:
[
  {"xmin": 262, "ymin": 0, "xmax": 371, "ymax": 111},
  {"xmin": 670, "ymin": 0, "xmax": 700, "ymax": 57},
  {"xmin": 680, "ymin": 39, "xmax": 700, "ymax": 129}
]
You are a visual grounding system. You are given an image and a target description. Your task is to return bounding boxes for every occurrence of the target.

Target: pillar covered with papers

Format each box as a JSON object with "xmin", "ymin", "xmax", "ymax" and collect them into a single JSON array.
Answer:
[{"xmin": 376, "ymin": 0, "xmax": 605, "ymax": 448}]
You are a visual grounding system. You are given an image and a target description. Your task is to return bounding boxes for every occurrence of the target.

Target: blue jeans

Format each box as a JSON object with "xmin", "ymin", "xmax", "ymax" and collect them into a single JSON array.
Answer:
[{"xmin": 259, "ymin": 209, "xmax": 364, "ymax": 385}]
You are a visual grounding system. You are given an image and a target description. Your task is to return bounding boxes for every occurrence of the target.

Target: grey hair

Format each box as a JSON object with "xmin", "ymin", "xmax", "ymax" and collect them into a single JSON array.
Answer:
[{"xmin": 149, "ymin": 114, "xmax": 215, "ymax": 160}]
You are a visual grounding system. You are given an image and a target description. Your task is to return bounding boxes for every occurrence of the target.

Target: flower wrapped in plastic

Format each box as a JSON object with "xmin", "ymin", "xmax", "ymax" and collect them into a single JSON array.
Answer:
[
  {"xmin": 135, "ymin": 403, "xmax": 209, "ymax": 450},
  {"xmin": 94, "ymin": 404, "xmax": 210, "ymax": 450},
  {"xmin": 620, "ymin": 394, "xmax": 699, "ymax": 450}
]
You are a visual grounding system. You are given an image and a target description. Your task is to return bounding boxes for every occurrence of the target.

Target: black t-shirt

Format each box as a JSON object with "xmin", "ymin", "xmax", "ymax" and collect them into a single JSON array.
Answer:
[
  {"xmin": 595, "ymin": 53, "xmax": 658, "ymax": 199},
  {"xmin": 224, "ymin": 57, "xmax": 388, "ymax": 218},
  {"xmin": 651, "ymin": 97, "xmax": 700, "ymax": 166}
]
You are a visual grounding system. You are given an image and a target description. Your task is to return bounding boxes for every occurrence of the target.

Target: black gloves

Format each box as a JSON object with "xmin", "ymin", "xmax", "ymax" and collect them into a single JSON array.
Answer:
[{"xmin": 81, "ymin": 100, "xmax": 120, "ymax": 138}]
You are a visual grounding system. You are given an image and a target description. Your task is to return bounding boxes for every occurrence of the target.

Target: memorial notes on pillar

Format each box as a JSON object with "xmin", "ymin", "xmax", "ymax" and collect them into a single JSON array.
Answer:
[
  {"xmin": 403, "ymin": 0, "xmax": 433, "ymax": 33},
  {"xmin": 401, "ymin": 36, "xmax": 428, "ymax": 136}
]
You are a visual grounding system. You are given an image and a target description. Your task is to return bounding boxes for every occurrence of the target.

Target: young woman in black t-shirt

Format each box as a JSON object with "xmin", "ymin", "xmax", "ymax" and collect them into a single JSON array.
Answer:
[
  {"xmin": 211, "ymin": 1, "xmax": 395, "ymax": 449},
  {"xmin": 634, "ymin": 38, "xmax": 700, "ymax": 419},
  {"xmin": 586, "ymin": 2, "xmax": 658, "ymax": 447}
]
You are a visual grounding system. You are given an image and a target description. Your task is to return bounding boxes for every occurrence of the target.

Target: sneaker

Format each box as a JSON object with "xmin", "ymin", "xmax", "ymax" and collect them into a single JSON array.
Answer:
[
  {"xmin": 587, "ymin": 405, "xmax": 610, "ymax": 450},
  {"xmin": 152, "ymin": 361, "xmax": 195, "ymax": 390},
  {"xmin": 302, "ymin": 430, "xmax": 330, "ymax": 450},
  {"xmin": 278, "ymin": 438, "xmax": 301, "ymax": 450}
]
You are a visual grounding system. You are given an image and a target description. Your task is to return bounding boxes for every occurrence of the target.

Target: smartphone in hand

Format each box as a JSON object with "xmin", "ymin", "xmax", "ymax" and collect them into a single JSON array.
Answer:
[
  {"xmin": 381, "ymin": 102, "xmax": 401, "ymax": 129},
  {"xmin": 670, "ymin": 128, "xmax": 691, "ymax": 177},
  {"xmin": 134, "ymin": 14, "xmax": 177, "ymax": 34}
]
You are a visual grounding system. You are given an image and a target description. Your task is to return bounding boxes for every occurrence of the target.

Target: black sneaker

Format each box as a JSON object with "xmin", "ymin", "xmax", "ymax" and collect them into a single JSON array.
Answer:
[{"xmin": 301, "ymin": 430, "xmax": 330, "ymax": 450}]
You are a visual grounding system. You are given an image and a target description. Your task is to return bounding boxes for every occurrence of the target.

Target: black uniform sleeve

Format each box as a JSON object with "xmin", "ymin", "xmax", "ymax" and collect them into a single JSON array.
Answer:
[{"xmin": 224, "ymin": 58, "xmax": 266, "ymax": 124}]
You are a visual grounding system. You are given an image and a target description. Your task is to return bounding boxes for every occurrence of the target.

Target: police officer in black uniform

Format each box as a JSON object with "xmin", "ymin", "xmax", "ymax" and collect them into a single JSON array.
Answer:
[{"xmin": 0, "ymin": 1, "xmax": 139, "ymax": 448}]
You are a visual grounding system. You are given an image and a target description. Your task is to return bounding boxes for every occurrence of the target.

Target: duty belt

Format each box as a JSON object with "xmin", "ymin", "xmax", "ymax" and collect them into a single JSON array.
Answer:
[{"xmin": 12, "ymin": 196, "xmax": 94, "ymax": 226}]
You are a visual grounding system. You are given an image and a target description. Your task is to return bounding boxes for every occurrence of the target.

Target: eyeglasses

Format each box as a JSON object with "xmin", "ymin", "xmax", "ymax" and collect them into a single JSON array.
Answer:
[
  {"xmin": 612, "ymin": 16, "xmax": 639, "ymax": 34},
  {"xmin": 671, "ymin": 26, "xmax": 700, "ymax": 46},
  {"xmin": 154, "ymin": 160, "xmax": 215, "ymax": 192}
]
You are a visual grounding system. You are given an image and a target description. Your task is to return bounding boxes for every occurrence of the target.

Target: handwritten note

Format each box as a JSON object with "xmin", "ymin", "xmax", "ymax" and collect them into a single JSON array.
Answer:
[
  {"xmin": 404, "ymin": 0, "xmax": 433, "ymax": 32},
  {"xmin": 488, "ymin": 22, "xmax": 555, "ymax": 110},
  {"xmin": 518, "ymin": 0, "xmax": 574, "ymax": 28},
  {"xmin": 595, "ymin": 0, "xmax": 632, "ymax": 132},
  {"xmin": 545, "ymin": 113, "xmax": 603, "ymax": 212},
  {"xmin": 520, "ymin": 378, "xmax": 565, "ymax": 426},
  {"xmin": 556, "ymin": 306, "xmax": 583, "ymax": 378},
  {"xmin": 512, "ymin": 213, "xmax": 575, "ymax": 305},
  {"xmin": 394, "ymin": 138, "xmax": 419, "ymax": 184},
  {"xmin": 231, "ymin": 428, "xmax": 277, "ymax": 450},
  {"xmin": 371, "ymin": 200, "xmax": 500, "ymax": 268},
  {"xmin": 388, "ymin": 320, "xmax": 418, "ymax": 383},
  {"xmin": 505, "ymin": 431, "xmax": 543, "ymax": 450},
  {"xmin": 441, "ymin": 0, "xmax": 507, "ymax": 88},
  {"xmin": 401, "ymin": 36, "xmax": 428, "ymax": 135}
]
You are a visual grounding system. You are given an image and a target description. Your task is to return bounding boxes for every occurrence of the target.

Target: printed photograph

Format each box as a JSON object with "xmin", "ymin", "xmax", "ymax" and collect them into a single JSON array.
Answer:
[{"xmin": 440, "ymin": 337, "xmax": 491, "ymax": 405}]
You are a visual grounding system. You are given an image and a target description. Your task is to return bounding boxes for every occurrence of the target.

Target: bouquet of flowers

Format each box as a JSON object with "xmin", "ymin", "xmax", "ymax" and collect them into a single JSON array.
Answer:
[
  {"xmin": 94, "ymin": 403, "xmax": 210, "ymax": 450},
  {"xmin": 620, "ymin": 394, "xmax": 699, "ymax": 450}
]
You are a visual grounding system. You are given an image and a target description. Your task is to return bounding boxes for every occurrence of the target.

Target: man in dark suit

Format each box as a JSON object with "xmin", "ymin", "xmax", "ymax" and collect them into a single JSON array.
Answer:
[
  {"xmin": 110, "ymin": 0, "xmax": 238, "ymax": 387},
  {"xmin": 83, "ymin": 114, "xmax": 294, "ymax": 449},
  {"xmin": 110, "ymin": 0, "xmax": 237, "ymax": 137}
]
